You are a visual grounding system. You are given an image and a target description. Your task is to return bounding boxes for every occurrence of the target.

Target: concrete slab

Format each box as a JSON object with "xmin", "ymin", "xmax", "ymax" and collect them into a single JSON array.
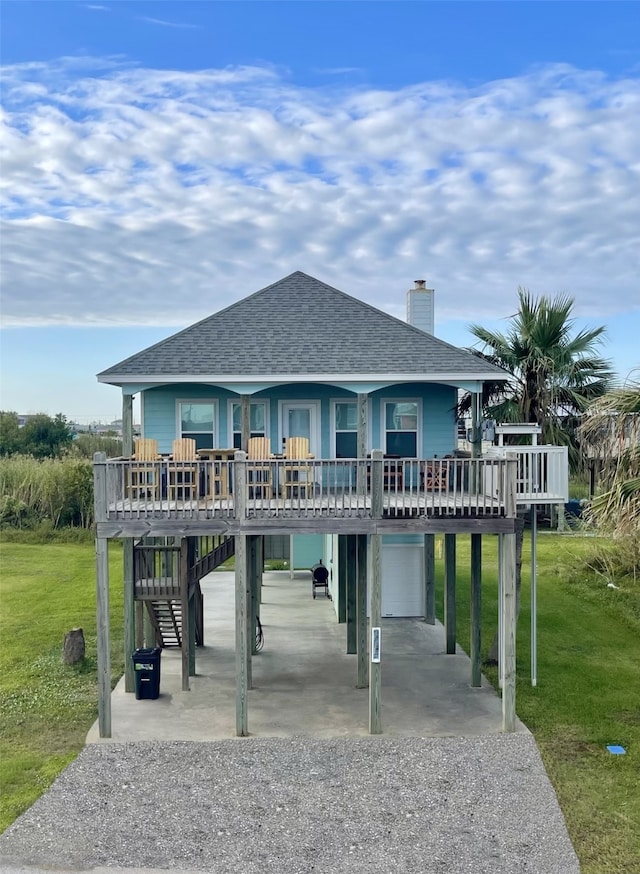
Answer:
[{"xmin": 87, "ymin": 571, "xmax": 525, "ymax": 742}]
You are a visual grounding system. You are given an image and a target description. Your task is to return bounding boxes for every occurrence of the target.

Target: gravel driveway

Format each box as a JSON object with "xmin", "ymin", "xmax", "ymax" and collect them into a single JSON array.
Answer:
[{"xmin": 0, "ymin": 734, "xmax": 580, "ymax": 873}]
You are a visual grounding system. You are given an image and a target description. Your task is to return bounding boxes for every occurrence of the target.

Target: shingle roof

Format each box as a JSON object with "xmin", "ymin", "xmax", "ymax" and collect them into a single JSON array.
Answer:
[{"xmin": 98, "ymin": 271, "xmax": 508, "ymax": 382}]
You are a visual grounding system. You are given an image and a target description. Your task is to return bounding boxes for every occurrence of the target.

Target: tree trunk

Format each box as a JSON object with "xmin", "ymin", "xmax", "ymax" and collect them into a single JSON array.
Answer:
[
  {"xmin": 62, "ymin": 628, "xmax": 85, "ymax": 665},
  {"xmin": 484, "ymin": 518, "xmax": 524, "ymax": 665}
]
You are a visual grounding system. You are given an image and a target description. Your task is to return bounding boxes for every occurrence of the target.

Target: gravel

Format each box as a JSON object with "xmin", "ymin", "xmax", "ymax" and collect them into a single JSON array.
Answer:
[{"xmin": 0, "ymin": 734, "xmax": 580, "ymax": 874}]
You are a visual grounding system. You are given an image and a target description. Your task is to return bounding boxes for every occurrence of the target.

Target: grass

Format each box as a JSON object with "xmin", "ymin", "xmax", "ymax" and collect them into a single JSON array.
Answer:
[
  {"xmin": 0, "ymin": 538, "xmax": 124, "ymax": 832},
  {"xmin": 1, "ymin": 531, "xmax": 639, "ymax": 872},
  {"xmin": 434, "ymin": 531, "xmax": 640, "ymax": 874}
]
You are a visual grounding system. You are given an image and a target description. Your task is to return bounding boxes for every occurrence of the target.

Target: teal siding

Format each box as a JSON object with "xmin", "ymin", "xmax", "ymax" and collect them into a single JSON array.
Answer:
[
  {"xmin": 292, "ymin": 534, "xmax": 324, "ymax": 570},
  {"xmin": 370, "ymin": 383, "xmax": 457, "ymax": 457},
  {"xmin": 142, "ymin": 385, "xmax": 236, "ymax": 454},
  {"xmin": 139, "ymin": 381, "xmax": 456, "ymax": 457},
  {"xmin": 255, "ymin": 384, "xmax": 351, "ymax": 458}
]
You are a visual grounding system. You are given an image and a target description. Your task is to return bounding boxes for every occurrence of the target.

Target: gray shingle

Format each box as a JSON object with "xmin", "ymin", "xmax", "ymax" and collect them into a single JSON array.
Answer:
[{"xmin": 98, "ymin": 272, "xmax": 507, "ymax": 381}]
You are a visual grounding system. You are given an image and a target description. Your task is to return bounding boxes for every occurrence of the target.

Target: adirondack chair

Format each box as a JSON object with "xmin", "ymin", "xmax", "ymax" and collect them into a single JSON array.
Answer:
[
  {"xmin": 128, "ymin": 438, "xmax": 161, "ymax": 501},
  {"xmin": 282, "ymin": 437, "xmax": 315, "ymax": 499},
  {"xmin": 167, "ymin": 438, "xmax": 199, "ymax": 501},
  {"xmin": 422, "ymin": 459, "xmax": 448, "ymax": 491},
  {"xmin": 247, "ymin": 437, "xmax": 274, "ymax": 499}
]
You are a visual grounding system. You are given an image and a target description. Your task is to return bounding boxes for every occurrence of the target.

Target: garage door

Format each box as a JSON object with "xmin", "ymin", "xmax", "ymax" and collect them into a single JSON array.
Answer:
[{"xmin": 382, "ymin": 544, "xmax": 424, "ymax": 617}]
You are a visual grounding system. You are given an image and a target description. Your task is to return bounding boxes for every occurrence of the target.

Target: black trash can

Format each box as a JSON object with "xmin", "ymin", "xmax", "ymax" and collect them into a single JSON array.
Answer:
[{"xmin": 132, "ymin": 647, "xmax": 162, "ymax": 700}]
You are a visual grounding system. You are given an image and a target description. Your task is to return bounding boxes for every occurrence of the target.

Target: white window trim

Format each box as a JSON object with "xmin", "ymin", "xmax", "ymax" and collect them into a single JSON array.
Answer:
[
  {"xmin": 227, "ymin": 399, "xmax": 269, "ymax": 448},
  {"xmin": 330, "ymin": 397, "xmax": 372, "ymax": 459},
  {"xmin": 278, "ymin": 400, "xmax": 321, "ymax": 457},
  {"xmin": 381, "ymin": 397, "xmax": 421, "ymax": 457},
  {"xmin": 175, "ymin": 399, "xmax": 218, "ymax": 446}
]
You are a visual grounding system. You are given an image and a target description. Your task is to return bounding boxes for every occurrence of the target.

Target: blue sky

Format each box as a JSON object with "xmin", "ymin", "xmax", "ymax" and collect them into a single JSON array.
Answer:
[{"xmin": 1, "ymin": 1, "xmax": 639, "ymax": 423}]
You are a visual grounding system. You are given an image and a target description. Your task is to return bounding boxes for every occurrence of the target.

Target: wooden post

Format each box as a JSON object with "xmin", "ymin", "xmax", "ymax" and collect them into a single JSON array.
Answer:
[
  {"xmin": 249, "ymin": 535, "xmax": 259, "ymax": 656},
  {"xmin": 143, "ymin": 604, "xmax": 156, "ymax": 648},
  {"xmin": 497, "ymin": 533, "xmax": 504, "ymax": 688},
  {"xmin": 501, "ymin": 532, "xmax": 517, "ymax": 731},
  {"xmin": 123, "ymin": 539, "xmax": 135, "ymax": 693},
  {"xmin": 235, "ymin": 534, "xmax": 249, "ymax": 736},
  {"xmin": 369, "ymin": 533, "xmax": 382, "ymax": 734},
  {"xmin": 356, "ymin": 393, "xmax": 368, "ymax": 499},
  {"xmin": 257, "ymin": 535, "xmax": 264, "ymax": 604},
  {"xmin": 470, "ymin": 533, "xmax": 482, "ymax": 687},
  {"xmin": 240, "ymin": 395, "xmax": 251, "ymax": 453},
  {"xmin": 95, "ymin": 536, "xmax": 111, "ymax": 739},
  {"xmin": 187, "ymin": 537, "xmax": 197, "ymax": 676},
  {"xmin": 93, "ymin": 453, "xmax": 111, "ymax": 738},
  {"xmin": 356, "ymin": 534, "xmax": 368, "ymax": 689},
  {"xmin": 188, "ymin": 592, "xmax": 196, "ymax": 676},
  {"xmin": 180, "ymin": 538, "xmax": 190, "ymax": 692},
  {"xmin": 122, "ymin": 392, "xmax": 134, "ymax": 457},
  {"xmin": 346, "ymin": 535, "xmax": 357, "ymax": 654},
  {"xmin": 370, "ymin": 449, "xmax": 384, "ymax": 519},
  {"xmin": 135, "ymin": 601, "xmax": 144, "ymax": 647},
  {"xmin": 444, "ymin": 533, "xmax": 456, "ymax": 654},
  {"xmin": 338, "ymin": 535, "xmax": 347, "ymax": 623},
  {"xmin": 424, "ymin": 534, "xmax": 435, "ymax": 624},
  {"xmin": 234, "ymin": 450, "xmax": 247, "ymax": 521}
]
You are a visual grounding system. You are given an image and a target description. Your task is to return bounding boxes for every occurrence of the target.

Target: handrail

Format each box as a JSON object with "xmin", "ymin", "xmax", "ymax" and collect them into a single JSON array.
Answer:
[{"xmin": 96, "ymin": 453, "xmax": 528, "ymax": 521}]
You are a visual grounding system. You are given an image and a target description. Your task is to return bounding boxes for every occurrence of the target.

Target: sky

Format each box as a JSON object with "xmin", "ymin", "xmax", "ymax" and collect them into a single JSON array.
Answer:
[{"xmin": 1, "ymin": 1, "xmax": 639, "ymax": 424}]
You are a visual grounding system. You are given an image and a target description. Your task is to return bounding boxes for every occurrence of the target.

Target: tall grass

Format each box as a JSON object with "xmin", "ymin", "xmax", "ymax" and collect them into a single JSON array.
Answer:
[
  {"xmin": 0, "ymin": 455, "xmax": 94, "ymax": 529},
  {"xmin": 69, "ymin": 434, "xmax": 122, "ymax": 459}
]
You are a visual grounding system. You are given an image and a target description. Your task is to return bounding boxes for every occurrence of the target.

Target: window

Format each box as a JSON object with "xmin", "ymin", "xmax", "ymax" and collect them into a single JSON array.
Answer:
[
  {"xmin": 231, "ymin": 402, "xmax": 266, "ymax": 449},
  {"xmin": 384, "ymin": 401, "xmax": 418, "ymax": 457},
  {"xmin": 179, "ymin": 402, "xmax": 216, "ymax": 449},
  {"xmin": 334, "ymin": 401, "xmax": 358, "ymax": 458}
]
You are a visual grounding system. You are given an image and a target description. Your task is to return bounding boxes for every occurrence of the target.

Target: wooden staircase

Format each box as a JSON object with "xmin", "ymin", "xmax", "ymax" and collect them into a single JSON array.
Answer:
[
  {"xmin": 147, "ymin": 599, "xmax": 183, "ymax": 648},
  {"xmin": 135, "ymin": 535, "xmax": 234, "ymax": 649}
]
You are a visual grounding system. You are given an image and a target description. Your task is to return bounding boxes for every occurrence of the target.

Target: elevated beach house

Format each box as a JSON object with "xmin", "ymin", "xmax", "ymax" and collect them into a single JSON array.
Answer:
[{"xmin": 94, "ymin": 271, "xmax": 568, "ymax": 737}]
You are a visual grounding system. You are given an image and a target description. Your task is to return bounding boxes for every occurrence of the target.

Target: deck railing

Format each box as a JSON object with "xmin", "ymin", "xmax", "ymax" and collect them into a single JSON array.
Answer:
[
  {"xmin": 485, "ymin": 446, "xmax": 569, "ymax": 504},
  {"xmin": 94, "ymin": 452, "xmax": 525, "ymax": 522}
]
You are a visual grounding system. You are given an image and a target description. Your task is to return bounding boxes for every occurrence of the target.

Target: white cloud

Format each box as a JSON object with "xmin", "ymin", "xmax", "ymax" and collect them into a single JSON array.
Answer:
[
  {"xmin": 0, "ymin": 58, "xmax": 639, "ymax": 329},
  {"xmin": 136, "ymin": 16, "xmax": 200, "ymax": 30}
]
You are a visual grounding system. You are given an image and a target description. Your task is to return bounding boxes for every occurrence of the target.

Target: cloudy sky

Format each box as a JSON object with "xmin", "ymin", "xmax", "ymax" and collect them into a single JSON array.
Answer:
[{"xmin": 1, "ymin": 1, "xmax": 639, "ymax": 422}]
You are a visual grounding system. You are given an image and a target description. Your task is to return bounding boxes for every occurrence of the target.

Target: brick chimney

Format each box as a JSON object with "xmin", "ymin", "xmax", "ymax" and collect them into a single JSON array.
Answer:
[{"xmin": 406, "ymin": 279, "xmax": 435, "ymax": 335}]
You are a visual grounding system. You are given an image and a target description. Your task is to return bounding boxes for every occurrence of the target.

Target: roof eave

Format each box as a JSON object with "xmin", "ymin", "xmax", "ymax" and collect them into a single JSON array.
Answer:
[{"xmin": 98, "ymin": 370, "xmax": 509, "ymax": 386}]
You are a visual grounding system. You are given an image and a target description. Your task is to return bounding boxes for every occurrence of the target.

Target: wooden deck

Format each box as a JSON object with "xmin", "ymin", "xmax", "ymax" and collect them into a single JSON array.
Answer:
[{"xmin": 95, "ymin": 454, "xmax": 521, "ymax": 536}]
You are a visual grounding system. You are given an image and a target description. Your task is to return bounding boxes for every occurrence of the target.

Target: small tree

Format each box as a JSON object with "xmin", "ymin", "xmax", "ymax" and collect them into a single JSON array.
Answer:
[
  {"xmin": 20, "ymin": 413, "xmax": 74, "ymax": 459},
  {"xmin": 0, "ymin": 412, "xmax": 22, "ymax": 456}
]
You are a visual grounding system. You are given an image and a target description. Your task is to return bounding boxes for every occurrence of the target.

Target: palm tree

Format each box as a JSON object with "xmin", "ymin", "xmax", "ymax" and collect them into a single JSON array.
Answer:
[
  {"xmin": 579, "ymin": 376, "xmax": 640, "ymax": 535},
  {"xmin": 460, "ymin": 288, "xmax": 614, "ymax": 468}
]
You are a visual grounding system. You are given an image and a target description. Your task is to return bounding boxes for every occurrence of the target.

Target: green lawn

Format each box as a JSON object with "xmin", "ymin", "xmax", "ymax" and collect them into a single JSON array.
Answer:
[
  {"xmin": 1, "ymin": 533, "xmax": 638, "ymax": 873},
  {"xmin": 0, "ymin": 539, "xmax": 124, "ymax": 832},
  {"xmin": 434, "ymin": 532, "xmax": 640, "ymax": 874}
]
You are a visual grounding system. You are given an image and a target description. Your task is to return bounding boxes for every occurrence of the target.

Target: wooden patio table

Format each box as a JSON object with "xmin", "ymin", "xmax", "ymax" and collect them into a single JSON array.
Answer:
[{"xmin": 197, "ymin": 448, "xmax": 236, "ymax": 498}]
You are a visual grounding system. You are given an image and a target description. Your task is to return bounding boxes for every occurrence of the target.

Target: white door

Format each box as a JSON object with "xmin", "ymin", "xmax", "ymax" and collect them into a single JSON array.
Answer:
[
  {"xmin": 281, "ymin": 402, "xmax": 320, "ymax": 456},
  {"xmin": 381, "ymin": 545, "xmax": 424, "ymax": 617}
]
